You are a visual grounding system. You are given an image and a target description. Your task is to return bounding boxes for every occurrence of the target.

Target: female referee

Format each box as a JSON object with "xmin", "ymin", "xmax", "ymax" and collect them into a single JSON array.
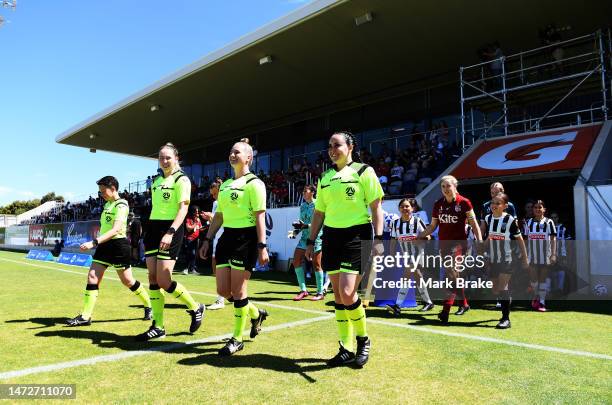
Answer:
[
  {"xmin": 199, "ymin": 138, "xmax": 269, "ymax": 356},
  {"xmin": 66, "ymin": 176, "xmax": 152, "ymax": 326},
  {"xmin": 290, "ymin": 184, "xmax": 325, "ymax": 301},
  {"xmin": 136, "ymin": 143, "xmax": 205, "ymax": 341},
  {"xmin": 305, "ymin": 131, "xmax": 384, "ymax": 368}
]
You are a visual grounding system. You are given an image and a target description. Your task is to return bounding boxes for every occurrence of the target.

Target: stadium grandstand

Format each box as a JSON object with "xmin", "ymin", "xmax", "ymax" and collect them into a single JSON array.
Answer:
[
  {"xmin": 6, "ymin": 0, "xmax": 612, "ymax": 290},
  {"xmin": 2, "ymin": 2, "xmax": 612, "ymax": 402}
]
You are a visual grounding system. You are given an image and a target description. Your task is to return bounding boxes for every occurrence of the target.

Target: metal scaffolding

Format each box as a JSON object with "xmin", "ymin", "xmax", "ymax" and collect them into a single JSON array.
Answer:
[{"xmin": 460, "ymin": 29, "xmax": 610, "ymax": 150}]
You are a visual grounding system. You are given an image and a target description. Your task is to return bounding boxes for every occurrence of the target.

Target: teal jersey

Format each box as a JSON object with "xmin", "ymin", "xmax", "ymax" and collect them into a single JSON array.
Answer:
[{"xmin": 299, "ymin": 199, "xmax": 322, "ymax": 243}]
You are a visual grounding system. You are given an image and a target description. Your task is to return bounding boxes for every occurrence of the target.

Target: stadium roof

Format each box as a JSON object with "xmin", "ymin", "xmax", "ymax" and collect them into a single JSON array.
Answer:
[{"xmin": 56, "ymin": 0, "xmax": 611, "ymax": 157}]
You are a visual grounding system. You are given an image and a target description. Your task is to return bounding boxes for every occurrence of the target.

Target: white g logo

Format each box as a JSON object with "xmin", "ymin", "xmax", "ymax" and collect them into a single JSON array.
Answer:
[{"xmin": 477, "ymin": 132, "xmax": 577, "ymax": 170}]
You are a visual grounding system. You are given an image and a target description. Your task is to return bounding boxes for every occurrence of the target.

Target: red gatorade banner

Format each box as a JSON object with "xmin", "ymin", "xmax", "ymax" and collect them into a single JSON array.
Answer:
[{"xmin": 452, "ymin": 124, "xmax": 601, "ymax": 179}]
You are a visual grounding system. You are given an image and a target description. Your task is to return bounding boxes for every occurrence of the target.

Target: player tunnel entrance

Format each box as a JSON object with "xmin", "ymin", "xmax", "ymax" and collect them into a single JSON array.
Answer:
[{"xmin": 460, "ymin": 175, "xmax": 577, "ymax": 226}]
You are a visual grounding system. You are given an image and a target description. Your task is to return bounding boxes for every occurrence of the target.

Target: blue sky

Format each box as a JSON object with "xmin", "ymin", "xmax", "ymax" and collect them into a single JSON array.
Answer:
[{"xmin": 0, "ymin": 0, "xmax": 309, "ymax": 206}]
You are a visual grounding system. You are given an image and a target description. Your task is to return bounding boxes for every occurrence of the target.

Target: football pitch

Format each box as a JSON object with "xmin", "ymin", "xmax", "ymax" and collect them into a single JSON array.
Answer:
[{"xmin": 0, "ymin": 250, "xmax": 610, "ymax": 404}]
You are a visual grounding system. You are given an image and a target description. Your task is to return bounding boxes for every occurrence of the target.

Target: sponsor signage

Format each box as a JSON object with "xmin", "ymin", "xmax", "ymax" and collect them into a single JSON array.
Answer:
[
  {"xmin": 63, "ymin": 221, "xmax": 97, "ymax": 247},
  {"xmin": 6, "ymin": 225, "xmax": 29, "ymax": 245},
  {"xmin": 25, "ymin": 249, "xmax": 54, "ymax": 261},
  {"xmin": 58, "ymin": 252, "xmax": 92, "ymax": 267},
  {"xmin": 452, "ymin": 124, "xmax": 601, "ymax": 179},
  {"xmin": 43, "ymin": 223, "xmax": 63, "ymax": 246}
]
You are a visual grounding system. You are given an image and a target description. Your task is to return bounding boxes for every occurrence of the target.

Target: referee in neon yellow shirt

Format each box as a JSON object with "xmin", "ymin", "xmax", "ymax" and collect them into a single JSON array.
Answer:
[
  {"xmin": 306, "ymin": 131, "xmax": 384, "ymax": 368},
  {"xmin": 135, "ymin": 143, "xmax": 205, "ymax": 341},
  {"xmin": 66, "ymin": 176, "xmax": 152, "ymax": 326},
  {"xmin": 199, "ymin": 138, "xmax": 269, "ymax": 356}
]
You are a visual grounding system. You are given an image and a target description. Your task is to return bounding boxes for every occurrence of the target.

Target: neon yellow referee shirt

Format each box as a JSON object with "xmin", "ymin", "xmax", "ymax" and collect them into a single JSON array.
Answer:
[
  {"xmin": 315, "ymin": 162, "xmax": 384, "ymax": 228},
  {"xmin": 217, "ymin": 173, "xmax": 266, "ymax": 228}
]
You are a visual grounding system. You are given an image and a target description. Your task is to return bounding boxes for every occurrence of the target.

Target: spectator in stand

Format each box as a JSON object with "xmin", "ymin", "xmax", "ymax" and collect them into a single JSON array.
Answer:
[
  {"xmin": 378, "ymin": 174, "xmax": 388, "ymax": 193},
  {"xmin": 127, "ymin": 212, "xmax": 142, "ymax": 265},
  {"xmin": 482, "ymin": 41, "xmax": 504, "ymax": 88},
  {"xmin": 146, "ymin": 176, "xmax": 152, "ymax": 191},
  {"xmin": 416, "ymin": 161, "xmax": 433, "ymax": 193},
  {"xmin": 183, "ymin": 205, "xmax": 202, "ymax": 275},
  {"xmin": 389, "ymin": 161, "xmax": 404, "ymax": 195},
  {"xmin": 292, "ymin": 159, "xmax": 302, "ymax": 173},
  {"xmin": 376, "ymin": 158, "xmax": 390, "ymax": 178}
]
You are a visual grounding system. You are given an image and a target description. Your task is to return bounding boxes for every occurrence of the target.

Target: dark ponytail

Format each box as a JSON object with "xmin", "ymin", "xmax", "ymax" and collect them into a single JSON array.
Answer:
[{"xmin": 335, "ymin": 130, "xmax": 361, "ymax": 163}]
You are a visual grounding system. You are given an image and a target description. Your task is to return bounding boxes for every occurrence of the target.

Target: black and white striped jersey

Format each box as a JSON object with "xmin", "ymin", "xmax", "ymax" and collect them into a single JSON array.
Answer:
[
  {"xmin": 391, "ymin": 216, "xmax": 426, "ymax": 256},
  {"xmin": 484, "ymin": 214, "xmax": 521, "ymax": 263},
  {"xmin": 556, "ymin": 223, "xmax": 571, "ymax": 257},
  {"xmin": 383, "ymin": 211, "xmax": 399, "ymax": 234},
  {"xmin": 526, "ymin": 217, "xmax": 556, "ymax": 265},
  {"xmin": 465, "ymin": 224, "xmax": 476, "ymax": 241}
]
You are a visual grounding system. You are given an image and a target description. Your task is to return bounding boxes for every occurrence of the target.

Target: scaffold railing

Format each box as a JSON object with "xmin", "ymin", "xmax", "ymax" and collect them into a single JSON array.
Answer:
[{"xmin": 460, "ymin": 29, "xmax": 610, "ymax": 150}]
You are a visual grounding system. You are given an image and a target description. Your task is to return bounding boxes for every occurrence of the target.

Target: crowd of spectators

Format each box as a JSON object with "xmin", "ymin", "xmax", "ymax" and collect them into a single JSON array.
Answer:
[
  {"xmin": 20, "ymin": 122, "xmax": 461, "ymax": 224},
  {"xmin": 22, "ymin": 190, "xmax": 151, "ymax": 225}
]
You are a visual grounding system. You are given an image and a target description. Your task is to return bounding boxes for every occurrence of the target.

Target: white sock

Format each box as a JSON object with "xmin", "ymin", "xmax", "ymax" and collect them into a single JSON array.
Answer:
[
  {"xmin": 323, "ymin": 273, "xmax": 331, "ymax": 290},
  {"xmin": 538, "ymin": 287, "xmax": 546, "ymax": 305},
  {"xmin": 217, "ymin": 296, "xmax": 225, "ymax": 304},
  {"xmin": 418, "ymin": 286, "xmax": 432, "ymax": 304},
  {"xmin": 396, "ymin": 288, "xmax": 409, "ymax": 306}
]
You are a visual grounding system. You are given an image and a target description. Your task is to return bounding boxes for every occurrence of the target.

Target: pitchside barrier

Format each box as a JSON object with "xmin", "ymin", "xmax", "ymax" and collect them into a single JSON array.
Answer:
[
  {"xmin": 25, "ymin": 249, "xmax": 54, "ymax": 262},
  {"xmin": 57, "ymin": 252, "xmax": 93, "ymax": 267}
]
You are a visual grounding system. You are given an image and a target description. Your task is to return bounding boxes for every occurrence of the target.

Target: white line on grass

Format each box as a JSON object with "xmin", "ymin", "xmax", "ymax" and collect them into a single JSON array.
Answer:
[
  {"xmin": 366, "ymin": 319, "xmax": 612, "ymax": 360},
  {"xmin": 0, "ymin": 314, "xmax": 333, "ymax": 380},
  {"xmin": 1, "ymin": 255, "xmax": 611, "ymax": 362}
]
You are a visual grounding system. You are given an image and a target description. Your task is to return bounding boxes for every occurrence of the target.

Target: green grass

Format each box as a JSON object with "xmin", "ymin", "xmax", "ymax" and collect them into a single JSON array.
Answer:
[{"xmin": 0, "ymin": 250, "xmax": 611, "ymax": 404}]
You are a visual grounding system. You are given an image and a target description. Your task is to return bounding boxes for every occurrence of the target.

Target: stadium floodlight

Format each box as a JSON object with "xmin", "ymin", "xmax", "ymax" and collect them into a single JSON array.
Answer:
[
  {"xmin": 354, "ymin": 12, "xmax": 373, "ymax": 26},
  {"xmin": 150, "ymin": 104, "xmax": 161, "ymax": 112},
  {"xmin": 89, "ymin": 133, "xmax": 96, "ymax": 140},
  {"xmin": 259, "ymin": 55, "xmax": 273, "ymax": 66}
]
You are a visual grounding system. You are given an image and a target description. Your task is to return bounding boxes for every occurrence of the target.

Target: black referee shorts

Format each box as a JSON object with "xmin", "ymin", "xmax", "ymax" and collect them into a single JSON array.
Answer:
[
  {"xmin": 321, "ymin": 223, "xmax": 372, "ymax": 275},
  {"xmin": 214, "ymin": 227, "xmax": 258, "ymax": 272},
  {"xmin": 92, "ymin": 238, "xmax": 131, "ymax": 269},
  {"xmin": 143, "ymin": 220, "xmax": 184, "ymax": 261}
]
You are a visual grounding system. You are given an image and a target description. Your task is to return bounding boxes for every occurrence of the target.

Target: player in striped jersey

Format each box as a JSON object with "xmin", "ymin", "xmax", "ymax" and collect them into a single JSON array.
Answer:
[
  {"xmin": 383, "ymin": 208, "xmax": 399, "ymax": 240},
  {"xmin": 520, "ymin": 200, "xmax": 534, "ymax": 237},
  {"xmin": 484, "ymin": 193, "xmax": 529, "ymax": 329},
  {"xmin": 386, "ymin": 198, "xmax": 434, "ymax": 316},
  {"xmin": 525, "ymin": 200, "xmax": 557, "ymax": 312},
  {"xmin": 479, "ymin": 182, "xmax": 516, "ymax": 236},
  {"xmin": 550, "ymin": 212, "xmax": 571, "ymax": 294}
]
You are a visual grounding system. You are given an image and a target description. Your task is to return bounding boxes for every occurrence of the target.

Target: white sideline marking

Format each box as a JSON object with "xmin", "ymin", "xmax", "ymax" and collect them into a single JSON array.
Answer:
[
  {"xmin": 0, "ymin": 315, "xmax": 332, "ymax": 380},
  {"xmin": 1, "ymin": 255, "xmax": 612, "ymax": 363},
  {"xmin": 0, "ymin": 257, "xmax": 331, "ymax": 316},
  {"xmin": 366, "ymin": 319, "xmax": 612, "ymax": 360}
]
